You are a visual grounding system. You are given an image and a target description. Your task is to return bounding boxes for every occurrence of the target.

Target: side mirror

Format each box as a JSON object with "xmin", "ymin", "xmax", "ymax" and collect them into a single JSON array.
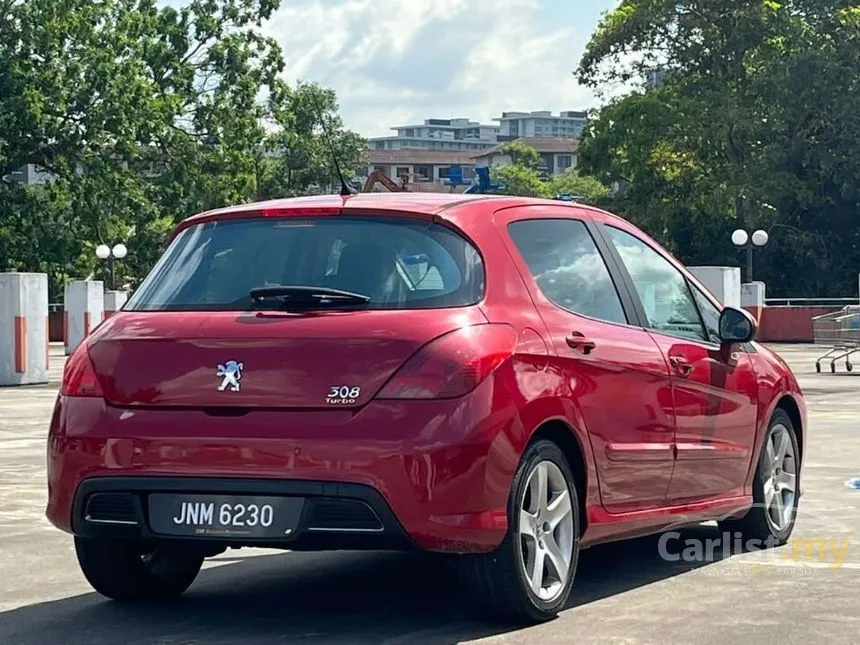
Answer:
[{"xmin": 718, "ymin": 306, "xmax": 758, "ymax": 344}]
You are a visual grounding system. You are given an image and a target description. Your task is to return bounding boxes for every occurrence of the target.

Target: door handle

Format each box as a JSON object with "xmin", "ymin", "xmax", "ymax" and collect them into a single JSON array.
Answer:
[
  {"xmin": 669, "ymin": 356, "xmax": 693, "ymax": 377},
  {"xmin": 566, "ymin": 332, "xmax": 597, "ymax": 355}
]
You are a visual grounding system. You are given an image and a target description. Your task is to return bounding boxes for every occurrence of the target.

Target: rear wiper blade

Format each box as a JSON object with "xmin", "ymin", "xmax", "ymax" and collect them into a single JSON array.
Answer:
[{"xmin": 248, "ymin": 285, "xmax": 371, "ymax": 309}]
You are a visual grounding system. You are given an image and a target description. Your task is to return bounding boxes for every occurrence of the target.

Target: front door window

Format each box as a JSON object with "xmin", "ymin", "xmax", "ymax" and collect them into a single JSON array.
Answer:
[{"xmin": 604, "ymin": 226, "xmax": 707, "ymax": 342}]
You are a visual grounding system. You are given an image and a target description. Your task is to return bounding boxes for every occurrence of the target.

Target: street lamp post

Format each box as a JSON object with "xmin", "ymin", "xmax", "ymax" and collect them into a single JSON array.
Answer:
[
  {"xmin": 95, "ymin": 243, "xmax": 128, "ymax": 290},
  {"xmin": 731, "ymin": 229, "xmax": 769, "ymax": 282}
]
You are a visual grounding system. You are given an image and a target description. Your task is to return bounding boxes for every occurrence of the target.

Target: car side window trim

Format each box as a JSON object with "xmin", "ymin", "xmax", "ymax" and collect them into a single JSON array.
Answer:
[{"xmin": 504, "ymin": 216, "xmax": 641, "ymax": 328}]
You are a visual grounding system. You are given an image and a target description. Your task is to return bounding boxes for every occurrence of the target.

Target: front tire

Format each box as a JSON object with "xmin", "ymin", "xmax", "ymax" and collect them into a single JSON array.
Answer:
[
  {"xmin": 75, "ymin": 538, "xmax": 203, "ymax": 601},
  {"xmin": 719, "ymin": 409, "xmax": 800, "ymax": 545},
  {"xmin": 459, "ymin": 439, "xmax": 580, "ymax": 624}
]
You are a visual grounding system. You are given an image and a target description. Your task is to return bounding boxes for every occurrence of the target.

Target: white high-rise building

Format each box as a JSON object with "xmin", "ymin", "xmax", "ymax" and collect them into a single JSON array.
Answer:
[
  {"xmin": 495, "ymin": 110, "xmax": 587, "ymax": 140},
  {"xmin": 369, "ymin": 118, "xmax": 499, "ymax": 152}
]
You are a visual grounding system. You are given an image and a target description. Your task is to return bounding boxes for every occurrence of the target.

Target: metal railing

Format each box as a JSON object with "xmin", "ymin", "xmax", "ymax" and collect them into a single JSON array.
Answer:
[{"xmin": 764, "ymin": 297, "xmax": 860, "ymax": 308}]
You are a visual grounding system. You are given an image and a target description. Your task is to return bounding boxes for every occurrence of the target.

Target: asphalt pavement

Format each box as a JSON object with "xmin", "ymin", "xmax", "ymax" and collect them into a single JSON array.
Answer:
[{"xmin": 1, "ymin": 343, "xmax": 859, "ymax": 644}]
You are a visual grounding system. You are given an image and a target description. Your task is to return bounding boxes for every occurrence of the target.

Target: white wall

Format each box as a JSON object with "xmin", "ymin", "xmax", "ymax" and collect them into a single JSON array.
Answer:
[{"xmin": 689, "ymin": 267, "xmax": 742, "ymax": 308}]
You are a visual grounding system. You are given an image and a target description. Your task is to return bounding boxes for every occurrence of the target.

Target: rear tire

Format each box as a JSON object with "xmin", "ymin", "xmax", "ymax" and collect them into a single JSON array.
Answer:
[
  {"xmin": 719, "ymin": 409, "xmax": 800, "ymax": 546},
  {"xmin": 75, "ymin": 537, "xmax": 203, "ymax": 602},
  {"xmin": 458, "ymin": 439, "xmax": 580, "ymax": 624}
]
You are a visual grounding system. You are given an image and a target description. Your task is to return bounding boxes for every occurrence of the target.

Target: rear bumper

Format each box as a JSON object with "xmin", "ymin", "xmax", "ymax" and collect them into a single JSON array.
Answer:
[
  {"xmin": 46, "ymin": 376, "xmax": 521, "ymax": 553},
  {"xmin": 71, "ymin": 476, "xmax": 415, "ymax": 551}
]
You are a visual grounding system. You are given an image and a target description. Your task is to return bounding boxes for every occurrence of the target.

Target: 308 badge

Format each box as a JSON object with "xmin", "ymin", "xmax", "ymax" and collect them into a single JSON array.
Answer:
[{"xmin": 326, "ymin": 385, "xmax": 360, "ymax": 405}]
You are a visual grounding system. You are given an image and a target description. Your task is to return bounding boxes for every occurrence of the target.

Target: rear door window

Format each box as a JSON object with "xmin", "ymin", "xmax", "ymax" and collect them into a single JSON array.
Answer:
[
  {"xmin": 508, "ymin": 219, "xmax": 628, "ymax": 325},
  {"xmin": 125, "ymin": 217, "xmax": 485, "ymax": 311}
]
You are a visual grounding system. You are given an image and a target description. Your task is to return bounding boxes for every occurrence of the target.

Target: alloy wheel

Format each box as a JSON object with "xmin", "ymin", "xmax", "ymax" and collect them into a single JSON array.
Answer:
[
  {"xmin": 763, "ymin": 423, "xmax": 797, "ymax": 533},
  {"xmin": 518, "ymin": 460, "xmax": 575, "ymax": 602}
]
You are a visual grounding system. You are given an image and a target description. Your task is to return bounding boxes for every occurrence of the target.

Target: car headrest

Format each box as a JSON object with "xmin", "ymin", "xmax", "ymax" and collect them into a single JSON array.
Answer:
[{"xmin": 333, "ymin": 242, "xmax": 400, "ymax": 299}]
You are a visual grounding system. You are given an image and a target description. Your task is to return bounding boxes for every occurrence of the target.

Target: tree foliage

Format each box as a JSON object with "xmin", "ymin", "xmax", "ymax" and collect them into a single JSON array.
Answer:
[
  {"xmin": 493, "ymin": 165, "xmax": 550, "ymax": 199},
  {"xmin": 491, "ymin": 141, "xmax": 609, "ymax": 202},
  {"xmin": 0, "ymin": 0, "xmax": 365, "ymax": 296},
  {"xmin": 500, "ymin": 140, "xmax": 541, "ymax": 169},
  {"xmin": 549, "ymin": 168, "xmax": 610, "ymax": 203},
  {"xmin": 577, "ymin": 0, "xmax": 860, "ymax": 296}
]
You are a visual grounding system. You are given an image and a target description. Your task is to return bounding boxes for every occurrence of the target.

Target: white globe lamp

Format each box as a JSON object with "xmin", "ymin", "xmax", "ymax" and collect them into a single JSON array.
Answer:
[
  {"xmin": 751, "ymin": 230, "xmax": 769, "ymax": 247},
  {"xmin": 731, "ymin": 229, "xmax": 749, "ymax": 247}
]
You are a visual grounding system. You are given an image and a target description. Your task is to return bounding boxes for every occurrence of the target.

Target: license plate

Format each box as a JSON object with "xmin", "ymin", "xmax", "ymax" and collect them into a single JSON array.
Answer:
[{"xmin": 148, "ymin": 494, "xmax": 304, "ymax": 538}]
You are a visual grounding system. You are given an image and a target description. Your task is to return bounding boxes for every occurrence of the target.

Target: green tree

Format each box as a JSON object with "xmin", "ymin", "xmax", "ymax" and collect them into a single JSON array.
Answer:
[
  {"xmin": 0, "ymin": 0, "xmax": 363, "ymax": 297},
  {"xmin": 491, "ymin": 141, "xmax": 550, "ymax": 198},
  {"xmin": 577, "ymin": 0, "xmax": 860, "ymax": 296},
  {"xmin": 258, "ymin": 82, "xmax": 367, "ymax": 199},
  {"xmin": 500, "ymin": 140, "xmax": 541, "ymax": 169},
  {"xmin": 490, "ymin": 141, "xmax": 610, "ymax": 201},
  {"xmin": 493, "ymin": 164, "xmax": 551, "ymax": 199},
  {"xmin": 550, "ymin": 168, "xmax": 610, "ymax": 203}
]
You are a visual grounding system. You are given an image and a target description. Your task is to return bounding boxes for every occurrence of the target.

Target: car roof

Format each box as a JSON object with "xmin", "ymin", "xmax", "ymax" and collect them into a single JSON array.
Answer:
[
  {"xmin": 179, "ymin": 192, "xmax": 626, "ymax": 228},
  {"xmin": 181, "ymin": 192, "xmax": 492, "ymax": 222}
]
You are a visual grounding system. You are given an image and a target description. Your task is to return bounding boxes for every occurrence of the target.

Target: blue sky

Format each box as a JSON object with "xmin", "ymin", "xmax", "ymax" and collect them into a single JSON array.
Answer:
[{"xmin": 168, "ymin": 1, "xmax": 619, "ymax": 136}]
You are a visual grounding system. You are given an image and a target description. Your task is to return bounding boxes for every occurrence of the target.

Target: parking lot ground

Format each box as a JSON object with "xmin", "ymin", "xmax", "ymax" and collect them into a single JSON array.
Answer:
[{"xmin": 1, "ymin": 343, "xmax": 859, "ymax": 644}]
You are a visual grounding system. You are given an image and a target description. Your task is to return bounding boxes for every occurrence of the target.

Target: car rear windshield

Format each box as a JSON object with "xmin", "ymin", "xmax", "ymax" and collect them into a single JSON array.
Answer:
[{"xmin": 124, "ymin": 216, "xmax": 485, "ymax": 311}]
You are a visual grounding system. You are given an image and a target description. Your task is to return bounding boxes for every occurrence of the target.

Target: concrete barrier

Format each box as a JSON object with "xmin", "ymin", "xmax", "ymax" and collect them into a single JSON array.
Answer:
[
  {"xmin": 0, "ymin": 271, "xmax": 49, "ymax": 385},
  {"xmin": 104, "ymin": 290, "xmax": 128, "ymax": 319},
  {"xmin": 64, "ymin": 280, "xmax": 104, "ymax": 355},
  {"xmin": 742, "ymin": 282, "xmax": 766, "ymax": 322},
  {"xmin": 689, "ymin": 266, "xmax": 741, "ymax": 308}
]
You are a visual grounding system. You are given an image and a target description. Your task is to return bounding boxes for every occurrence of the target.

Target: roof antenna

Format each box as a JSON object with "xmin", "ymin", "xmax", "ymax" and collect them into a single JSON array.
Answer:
[{"xmin": 311, "ymin": 87, "xmax": 356, "ymax": 197}]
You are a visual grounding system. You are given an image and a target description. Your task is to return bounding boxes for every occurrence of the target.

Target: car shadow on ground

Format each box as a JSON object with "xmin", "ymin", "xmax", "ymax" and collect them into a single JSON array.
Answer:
[{"xmin": 0, "ymin": 524, "xmax": 758, "ymax": 645}]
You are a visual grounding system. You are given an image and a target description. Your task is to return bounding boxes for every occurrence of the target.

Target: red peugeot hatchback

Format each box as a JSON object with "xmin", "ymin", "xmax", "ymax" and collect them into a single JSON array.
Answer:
[{"xmin": 47, "ymin": 193, "xmax": 806, "ymax": 623}]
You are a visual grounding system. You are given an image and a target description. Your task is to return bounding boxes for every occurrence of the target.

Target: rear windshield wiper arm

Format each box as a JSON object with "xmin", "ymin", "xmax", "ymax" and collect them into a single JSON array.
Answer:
[{"xmin": 248, "ymin": 285, "xmax": 371, "ymax": 309}]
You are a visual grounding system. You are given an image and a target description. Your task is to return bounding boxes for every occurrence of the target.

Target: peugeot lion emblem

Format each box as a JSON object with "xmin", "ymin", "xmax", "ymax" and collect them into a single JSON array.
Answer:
[{"xmin": 216, "ymin": 360, "xmax": 244, "ymax": 392}]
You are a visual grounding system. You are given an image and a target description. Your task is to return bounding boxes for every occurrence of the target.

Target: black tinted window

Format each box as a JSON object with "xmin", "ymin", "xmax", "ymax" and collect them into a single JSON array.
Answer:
[
  {"xmin": 508, "ymin": 219, "xmax": 627, "ymax": 325},
  {"xmin": 605, "ymin": 226, "xmax": 707, "ymax": 342},
  {"xmin": 126, "ymin": 217, "xmax": 484, "ymax": 311}
]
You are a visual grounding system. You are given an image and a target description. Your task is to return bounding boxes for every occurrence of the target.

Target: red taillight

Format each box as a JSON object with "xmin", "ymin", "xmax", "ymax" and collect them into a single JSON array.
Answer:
[
  {"xmin": 60, "ymin": 344, "xmax": 104, "ymax": 397},
  {"xmin": 376, "ymin": 324, "xmax": 517, "ymax": 400}
]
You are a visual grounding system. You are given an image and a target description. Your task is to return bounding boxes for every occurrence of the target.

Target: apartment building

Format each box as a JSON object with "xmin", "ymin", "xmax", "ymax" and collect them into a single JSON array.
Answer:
[
  {"xmin": 496, "ymin": 110, "xmax": 587, "ymax": 140},
  {"xmin": 369, "ymin": 118, "xmax": 499, "ymax": 152}
]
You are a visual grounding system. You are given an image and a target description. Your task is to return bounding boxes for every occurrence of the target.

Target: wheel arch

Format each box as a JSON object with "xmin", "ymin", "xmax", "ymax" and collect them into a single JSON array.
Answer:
[
  {"xmin": 775, "ymin": 394, "xmax": 804, "ymax": 465},
  {"xmin": 527, "ymin": 419, "xmax": 592, "ymax": 537},
  {"xmin": 509, "ymin": 393, "xmax": 600, "ymax": 539},
  {"xmin": 746, "ymin": 390, "xmax": 806, "ymax": 497}
]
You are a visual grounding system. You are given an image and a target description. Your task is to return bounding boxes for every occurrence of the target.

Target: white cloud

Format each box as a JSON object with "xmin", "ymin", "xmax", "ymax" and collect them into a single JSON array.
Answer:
[
  {"xmin": 451, "ymin": 3, "xmax": 580, "ymax": 124},
  {"xmin": 262, "ymin": 0, "xmax": 615, "ymax": 137}
]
